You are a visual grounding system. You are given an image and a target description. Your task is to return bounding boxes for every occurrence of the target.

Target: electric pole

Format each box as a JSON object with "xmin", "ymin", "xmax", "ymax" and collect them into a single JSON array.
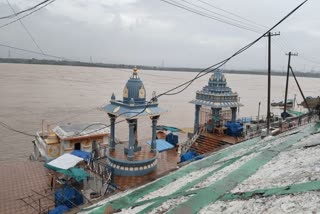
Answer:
[
  {"xmin": 283, "ymin": 52, "xmax": 298, "ymax": 119},
  {"xmin": 257, "ymin": 101, "xmax": 261, "ymax": 128},
  {"xmin": 264, "ymin": 32, "xmax": 280, "ymax": 136}
]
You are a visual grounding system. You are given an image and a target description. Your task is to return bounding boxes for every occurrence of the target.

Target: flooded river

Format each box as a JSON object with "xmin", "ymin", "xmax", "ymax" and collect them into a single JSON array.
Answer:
[{"xmin": 0, "ymin": 63, "xmax": 319, "ymax": 161}]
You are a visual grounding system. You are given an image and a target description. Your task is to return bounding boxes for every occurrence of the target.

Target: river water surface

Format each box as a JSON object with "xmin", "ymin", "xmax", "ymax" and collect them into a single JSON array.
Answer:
[{"xmin": 1, "ymin": 63, "xmax": 319, "ymax": 162}]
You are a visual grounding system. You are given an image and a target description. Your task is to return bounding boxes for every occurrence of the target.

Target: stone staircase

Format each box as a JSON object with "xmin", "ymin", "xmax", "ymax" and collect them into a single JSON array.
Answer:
[{"xmin": 189, "ymin": 134, "xmax": 231, "ymax": 155}]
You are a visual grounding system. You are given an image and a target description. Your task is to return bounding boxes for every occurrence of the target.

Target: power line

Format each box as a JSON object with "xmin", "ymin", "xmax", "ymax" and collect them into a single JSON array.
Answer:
[
  {"xmin": 195, "ymin": 0, "xmax": 269, "ymax": 30},
  {"xmin": 6, "ymin": 0, "xmax": 45, "ymax": 54},
  {"xmin": 177, "ymin": 0, "xmax": 264, "ymax": 32},
  {"xmin": 0, "ymin": 43, "xmax": 69, "ymax": 60},
  {"xmin": 155, "ymin": 0, "xmax": 308, "ymax": 98},
  {"xmin": 0, "ymin": 0, "xmax": 309, "ymax": 137},
  {"xmin": 297, "ymin": 55, "xmax": 320, "ymax": 66},
  {"xmin": 172, "ymin": 0, "xmax": 317, "ymax": 68},
  {"xmin": 0, "ymin": 0, "xmax": 52, "ymax": 20},
  {"xmin": 0, "ymin": 0, "xmax": 57, "ymax": 29},
  {"xmin": 52, "ymin": 0, "xmax": 310, "ymax": 137},
  {"xmin": 0, "ymin": 121, "xmax": 36, "ymax": 137},
  {"xmin": 159, "ymin": 0, "xmax": 261, "ymax": 33}
]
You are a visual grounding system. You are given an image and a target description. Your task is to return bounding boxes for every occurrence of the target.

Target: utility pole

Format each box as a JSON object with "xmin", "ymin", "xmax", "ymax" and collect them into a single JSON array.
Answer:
[
  {"xmin": 283, "ymin": 52, "xmax": 298, "ymax": 119},
  {"xmin": 257, "ymin": 101, "xmax": 261, "ymax": 128},
  {"xmin": 289, "ymin": 66, "xmax": 310, "ymax": 113},
  {"xmin": 264, "ymin": 32, "xmax": 280, "ymax": 136}
]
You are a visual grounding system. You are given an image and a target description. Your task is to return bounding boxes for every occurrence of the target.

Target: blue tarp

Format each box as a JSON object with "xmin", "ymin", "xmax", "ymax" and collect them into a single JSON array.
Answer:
[
  {"xmin": 71, "ymin": 150, "xmax": 91, "ymax": 161},
  {"xmin": 156, "ymin": 125, "xmax": 182, "ymax": 132},
  {"xmin": 225, "ymin": 122, "xmax": 243, "ymax": 137},
  {"xmin": 49, "ymin": 205, "xmax": 69, "ymax": 214},
  {"xmin": 166, "ymin": 133, "xmax": 179, "ymax": 146},
  {"xmin": 147, "ymin": 139, "xmax": 174, "ymax": 152},
  {"xmin": 55, "ymin": 187, "xmax": 83, "ymax": 208},
  {"xmin": 180, "ymin": 151, "xmax": 199, "ymax": 163}
]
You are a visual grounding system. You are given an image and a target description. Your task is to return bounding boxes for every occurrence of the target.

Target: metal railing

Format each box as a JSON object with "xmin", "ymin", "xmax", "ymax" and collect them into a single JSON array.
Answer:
[{"xmin": 180, "ymin": 111, "xmax": 319, "ymax": 155}]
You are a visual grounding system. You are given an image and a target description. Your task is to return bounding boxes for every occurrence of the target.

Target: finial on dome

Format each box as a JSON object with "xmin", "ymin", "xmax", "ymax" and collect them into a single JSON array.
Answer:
[
  {"xmin": 133, "ymin": 66, "xmax": 138, "ymax": 78},
  {"xmin": 111, "ymin": 92, "xmax": 116, "ymax": 101}
]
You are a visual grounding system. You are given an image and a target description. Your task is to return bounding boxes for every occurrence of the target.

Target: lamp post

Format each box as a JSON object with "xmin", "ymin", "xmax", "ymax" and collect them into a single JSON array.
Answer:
[{"xmin": 257, "ymin": 101, "xmax": 261, "ymax": 129}]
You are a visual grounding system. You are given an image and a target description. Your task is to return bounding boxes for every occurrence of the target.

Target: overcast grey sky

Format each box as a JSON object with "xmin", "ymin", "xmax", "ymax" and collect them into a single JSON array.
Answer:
[{"xmin": 0, "ymin": 0, "xmax": 319, "ymax": 71}]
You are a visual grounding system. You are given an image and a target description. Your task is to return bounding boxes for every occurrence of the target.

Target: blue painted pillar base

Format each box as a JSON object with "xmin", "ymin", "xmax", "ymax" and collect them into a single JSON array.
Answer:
[
  {"xmin": 194, "ymin": 105, "xmax": 201, "ymax": 134},
  {"xmin": 211, "ymin": 108, "xmax": 222, "ymax": 129},
  {"xmin": 126, "ymin": 119, "xmax": 137, "ymax": 161},
  {"xmin": 108, "ymin": 113, "xmax": 116, "ymax": 152},
  {"xmin": 151, "ymin": 115, "xmax": 160, "ymax": 153},
  {"xmin": 231, "ymin": 107, "xmax": 237, "ymax": 122}
]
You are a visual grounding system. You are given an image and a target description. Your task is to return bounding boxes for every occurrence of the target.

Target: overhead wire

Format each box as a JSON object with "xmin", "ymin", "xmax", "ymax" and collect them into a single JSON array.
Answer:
[
  {"xmin": 0, "ymin": 0, "xmax": 57, "ymax": 29},
  {"xmin": 6, "ymin": 0, "xmax": 45, "ymax": 54},
  {"xmin": 0, "ymin": 121, "xmax": 36, "ymax": 137},
  {"xmin": 0, "ymin": 0, "xmax": 52, "ymax": 20},
  {"xmin": 0, "ymin": 43, "xmax": 69, "ymax": 60},
  {"xmin": 195, "ymin": 0, "xmax": 270, "ymax": 30},
  {"xmin": 154, "ymin": 0, "xmax": 308, "ymax": 98},
  {"xmin": 74, "ymin": 0, "xmax": 309, "ymax": 135},
  {"xmin": 159, "ymin": 0, "xmax": 261, "ymax": 33},
  {"xmin": 74, "ymin": 99, "xmax": 156, "ymax": 136},
  {"xmin": 177, "ymin": 0, "xmax": 265, "ymax": 32},
  {"xmin": 0, "ymin": 0, "xmax": 309, "ymax": 137},
  {"xmin": 167, "ymin": 0, "xmax": 318, "ymax": 69}
]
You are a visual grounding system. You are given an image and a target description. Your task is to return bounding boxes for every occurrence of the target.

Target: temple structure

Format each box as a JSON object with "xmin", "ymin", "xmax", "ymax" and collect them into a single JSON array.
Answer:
[
  {"xmin": 102, "ymin": 67, "xmax": 167, "ymax": 176},
  {"xmin": 190, "ymin": 70, "xmax": 243, "ymax": 133}
]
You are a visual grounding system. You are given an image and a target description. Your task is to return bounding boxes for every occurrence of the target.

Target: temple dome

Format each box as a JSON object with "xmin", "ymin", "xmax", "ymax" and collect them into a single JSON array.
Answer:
[
  {"xmin": 123, "ymin": 67, "xmax": 146, "ymax": 104},
  {"xmin": 210, "ymin": 70, "xmax": 226, "ymax": 82}
]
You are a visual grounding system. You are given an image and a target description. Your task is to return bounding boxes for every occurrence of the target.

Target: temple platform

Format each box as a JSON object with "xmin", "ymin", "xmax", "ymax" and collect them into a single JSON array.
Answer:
[
  {"xmin": 105, "ymin": 141, "xmax": 180, "ymax": 190},
  {"xmin": 108, "ymin": 142, "xmax": 156, "ymax": 161}
]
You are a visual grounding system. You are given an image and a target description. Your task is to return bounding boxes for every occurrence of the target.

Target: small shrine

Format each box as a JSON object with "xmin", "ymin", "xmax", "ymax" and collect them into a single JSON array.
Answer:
[
  {"xmin": 190, "ymin": 69, "xmax": 243, "ymax": 133},
  {"xmin": 102, "ymin": 67, "xmax": 167, "ymax": 176}
]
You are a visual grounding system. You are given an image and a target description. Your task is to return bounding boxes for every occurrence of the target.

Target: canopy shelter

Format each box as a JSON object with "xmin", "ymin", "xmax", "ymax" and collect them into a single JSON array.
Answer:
[
  {"xmin": 102, "ymin": 102, "xmax": 166, "ymax": 118},
  {"xmin": 190, "ymin": 70, "xmax": 243, "ymax": 133},
  {"xmin": 101, "ymin": 67, "xmax": 168, "ymax": 177},
  {"xmin": 156, "ymin": 125, "xmax": 183, "ymax": 133},
  {"xmin": 147, "ymin": 139, "xmax": 174, "ymax": 152},
  {"xmin": 45, "ymin": 153, "xmax": 88, "ymax": 182},
  {"xmin": 71, "ymin": 150, "xmax": 91, "ymax": 161}
]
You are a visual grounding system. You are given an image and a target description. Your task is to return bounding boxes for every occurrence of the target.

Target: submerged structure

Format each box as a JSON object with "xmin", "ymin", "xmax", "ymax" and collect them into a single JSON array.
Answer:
[
  {"xmin": 190, "ymin": 70, "xmax": 243, "ymax": 133},
  {"xmin": 32, "ymin": 124, "xmax": 110, "ymax": 161},
  {"xmin": 102, "ymin": 67, "xmax": 167, "ymax": 176}
]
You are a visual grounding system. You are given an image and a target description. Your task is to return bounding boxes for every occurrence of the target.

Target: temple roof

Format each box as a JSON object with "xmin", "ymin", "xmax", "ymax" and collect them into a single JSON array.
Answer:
[
  {"xmin": 102, "ymin": 102, "xmax": 167, "ymax": 118},
  {"xmin": 190, "ymin": 99, "xmax": 243, "ymax": 108},
  {"xmin": 123, "ymin": 67, "xmax": 146, "ymax": 105},
  {"xmin": 52, "ymin": 123, "xmax": 109, "ymax": 139},
  {"xmin": 103, "ymin": 67, "xmax": 167, "ymax": 118},
  {"xmin": 190, "ymin": 69, "xmax": 243, "ymax": 108}
]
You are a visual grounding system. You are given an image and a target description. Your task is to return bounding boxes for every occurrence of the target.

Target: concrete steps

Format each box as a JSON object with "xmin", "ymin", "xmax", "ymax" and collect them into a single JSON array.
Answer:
[{"xmin": 190, "ymin": 134, "xmax": 231, "ymax": 155}]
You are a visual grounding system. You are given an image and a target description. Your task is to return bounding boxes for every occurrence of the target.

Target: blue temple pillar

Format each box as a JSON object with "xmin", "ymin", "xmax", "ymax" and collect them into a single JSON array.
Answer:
[
  {"xmin": 126, "ymin": 119, "xmax": 136, "ymax": 161},
  {"xmin": 194, "ymin": 105, "xmax": 201, "ymax": 133},
  {"xmin": 231, "ymin": 107, "xmax": 237, "ymax": 121},
  {"xmin": 133, "ymin": 120, "xmax": 141, "ymax": 152},
  {"xmin": 108, "ymin": 113, "xmax": 116, "ymax": 152},
  {"xmin": 151, "ymin": 115, "xmax": 160, "ymax": 153},
  {"xmin": 211, "ymin": 108, "xmax": 221, "ymax": 128}
]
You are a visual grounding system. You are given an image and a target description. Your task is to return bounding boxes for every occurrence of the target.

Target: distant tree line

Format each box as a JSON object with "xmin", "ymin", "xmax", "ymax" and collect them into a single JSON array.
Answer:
[{"xmin": 0, "ymin": 57, "xmax": 319, "ymax": 78}]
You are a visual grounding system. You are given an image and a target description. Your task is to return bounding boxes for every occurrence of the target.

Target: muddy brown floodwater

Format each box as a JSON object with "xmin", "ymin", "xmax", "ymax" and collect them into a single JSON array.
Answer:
[{"xmin": 0, "ymin": 63, "xmax": 319, "ymax": 162}]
